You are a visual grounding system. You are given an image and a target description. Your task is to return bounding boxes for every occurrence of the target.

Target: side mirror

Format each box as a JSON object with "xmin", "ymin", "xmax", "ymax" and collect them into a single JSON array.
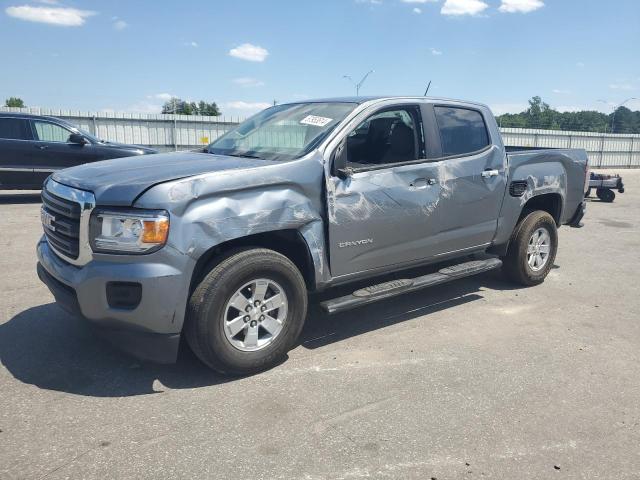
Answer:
[
  {"xmin": 68, "ymin": 133, "xmax": 89, "ymax": 145},
  {"xmin": 332, "ymin": 138, "xmax": 350, "ymax": 179}
]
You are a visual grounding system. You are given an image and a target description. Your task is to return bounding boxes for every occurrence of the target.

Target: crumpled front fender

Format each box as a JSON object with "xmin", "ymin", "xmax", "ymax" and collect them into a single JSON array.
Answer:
[{"xmin": 134, "ymin": 153, "xmax": 331, "ymax": 288}]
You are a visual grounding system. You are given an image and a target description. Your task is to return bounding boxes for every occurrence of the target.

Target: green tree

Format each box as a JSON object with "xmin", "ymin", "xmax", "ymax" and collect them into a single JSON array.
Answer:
[
  {"xmin": 5, "ymin": 97, "xmax": 25, "ymax": 108},
  {"xmin": 162, "ymin": 97, "xmax": 185, "ymax": 114},
  {"xmin": 610, "ymin": 106, "xmax": 635, "ymax": 134},
  {"xmin": 197, "ymin": 100, "xmax": 221, "ymax": 116},
  {"xmin": 496, "ymin": 96, "xmax": 640, "ymax": 134},
  {"xmin": 162, "ymin": 97, "xmax": 221, "ymax": 116}
]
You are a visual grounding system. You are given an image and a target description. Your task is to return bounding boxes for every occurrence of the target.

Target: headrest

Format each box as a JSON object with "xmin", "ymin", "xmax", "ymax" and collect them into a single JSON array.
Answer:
[{"xmin": 388, "ymin": 123, "xmax": 413, "ymax": 154}]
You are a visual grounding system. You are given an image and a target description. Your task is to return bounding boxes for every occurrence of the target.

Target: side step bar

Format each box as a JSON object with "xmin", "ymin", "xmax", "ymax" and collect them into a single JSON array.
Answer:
[{"xmin": 320, "ymin": 258, "xmax": 502, "ymax": 314}]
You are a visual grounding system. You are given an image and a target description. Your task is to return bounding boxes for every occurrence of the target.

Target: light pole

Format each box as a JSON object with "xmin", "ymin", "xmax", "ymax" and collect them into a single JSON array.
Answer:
[
  {"xmin": 597, "ymin": 99, "xmax": 613, "ymax": 132},
  {"xmin": 610, "ymin": 97, "xmax": 638, "ymax": 133},
  {"xmin": 343, "ymin": 70, "xmax": 375, "ymax": 96}
]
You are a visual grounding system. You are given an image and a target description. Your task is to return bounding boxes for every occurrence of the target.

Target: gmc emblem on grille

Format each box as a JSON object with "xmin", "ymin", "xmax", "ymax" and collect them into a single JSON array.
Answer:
[{"xmin": 41, "ymin": 208, "xmax": 56, "ymax": 232}]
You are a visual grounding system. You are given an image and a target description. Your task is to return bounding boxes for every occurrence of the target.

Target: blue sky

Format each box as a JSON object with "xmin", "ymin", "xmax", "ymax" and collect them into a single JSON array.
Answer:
[{"xmin": 1, "ymin": 0, "xmax": 639, "ymax": 117}]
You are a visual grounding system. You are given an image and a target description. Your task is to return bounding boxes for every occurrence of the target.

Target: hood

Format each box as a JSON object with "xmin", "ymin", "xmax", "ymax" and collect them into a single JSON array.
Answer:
[{"xmin": 52, "ymin": 151, "xmax": 274, "ymax": 205}]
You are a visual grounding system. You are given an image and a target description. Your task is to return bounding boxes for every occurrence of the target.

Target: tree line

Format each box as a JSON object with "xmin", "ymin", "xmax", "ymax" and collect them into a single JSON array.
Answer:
[
  {"xmin": 161, "ymin": 98, "xmax": 221, "ymax": 116},
  {"xmin": 4, "ymin": 97, "xmax": 222, "ymax": 117},
  {"xmin": 6, "ymin": 95, "xmax": 640, "ymax": 132},
  {"xmin": 496, "ymin": 97, "xmax": 640, "ymax": 134}
]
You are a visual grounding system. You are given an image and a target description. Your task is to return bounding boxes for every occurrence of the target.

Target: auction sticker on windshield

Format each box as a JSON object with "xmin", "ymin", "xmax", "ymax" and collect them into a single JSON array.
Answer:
[{"xmin": 300, "ymin": 115, "xmax": 333, "ymax": 127}]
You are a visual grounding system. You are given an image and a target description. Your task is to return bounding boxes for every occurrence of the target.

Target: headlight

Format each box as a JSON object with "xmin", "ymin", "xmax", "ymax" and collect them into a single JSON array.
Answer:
[{"xmin": 90, "ymin": 208, "xmax": 169, "ymax": 254}]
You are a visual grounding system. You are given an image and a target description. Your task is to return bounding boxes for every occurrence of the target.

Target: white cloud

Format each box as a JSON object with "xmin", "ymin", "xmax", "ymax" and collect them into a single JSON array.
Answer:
[
  {"xmin": 552, "ymin": 89, "xmax": 571, "ymax": 94},
  {"xmin": 441, "ymin": 0, "xmax": 488, "ymax": 16},
  {"xmin": 113, "ymin": 19, "xmax": 127, "ymax": 30},
  {"xmin": 122, "ymin": 102, "xmax": 162, "ymax": 114},
  {"xmin": 233, "ymin": 77, "xmax": 265, "ymax": 88},
  {"xmin": 229, "ymin": 43, "xmax": 269, "ymax": 62},
  {"xmin": 490, "ymin": 103, "xmax": 528, "ymax": 115},
  {"xmin": 554, "ymin": 105, "xmax": 583, "ymax": 113},
  {"xmin": 430, "ymin": 47, "xmax": 442, "ymax": 55},
  {"xmin": 355, "ymin": 0, "xmax": 383, "ymax": 4},
  {"xmin": 226, "ymin": 101, "xmax": 272, "ymax": 113},
  {"xmin": 498, "ymin": 0, "xmax": 544, "ymax": 13},
  {"xmin": 5, "ymin": 5, "xmax": 96, "ymax": 26},
  {"xmin": 402, "ymin": 0, "xmax": 437, "ymax": 3},
  {"xmin": 148, "ymin": 93, "xmax": 174, "ymax": 101},
  {"xmin": 413, "ymin": 7, "xmax": 422, "ymax": 14},
  {"xmin": 624, "ymin": 98, "xmax": 640, "ymax": 110},
  {"xmin": 183, "ymin": 41, "xmax": 198, "ymax": 48},
  {"xmin": 609, "ymin": 83, "xmax": 635, "ymax": 91},
  {"xmin": 576, "ymin": 62, "xmax": 585, "ymax": 68}
]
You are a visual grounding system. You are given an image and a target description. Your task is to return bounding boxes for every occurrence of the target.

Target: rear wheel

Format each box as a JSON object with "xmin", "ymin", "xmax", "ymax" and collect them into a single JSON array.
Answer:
[
  {"xmin": 502, "ymin": 211, "xmax": 558, "ymax": 286},
  {"xmin": 596, "ymin": 188, "xmax": 615, "ymax": 202},
  {"xmin": 186, "ymin": 248, "xmax": 308, "ymax": 375}
]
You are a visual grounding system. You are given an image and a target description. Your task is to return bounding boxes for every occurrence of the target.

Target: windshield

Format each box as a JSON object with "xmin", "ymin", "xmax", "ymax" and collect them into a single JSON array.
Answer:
[{"xmin": 207, "ymin": 102, "xmax": 357, "ymax": 161}]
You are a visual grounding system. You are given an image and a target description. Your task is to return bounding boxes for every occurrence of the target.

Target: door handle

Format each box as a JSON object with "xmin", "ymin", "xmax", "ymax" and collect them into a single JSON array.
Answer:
[
  {"xmin": 36, "ymin": 145, "xmax": 48, "ymax": 150},
  {"xmin": 481, "ymin": 169, "xmax": 499, "ymax": 178},
  {"xmin": 409, "ymin": 178, "xmax": 436, "ymax": 188}
]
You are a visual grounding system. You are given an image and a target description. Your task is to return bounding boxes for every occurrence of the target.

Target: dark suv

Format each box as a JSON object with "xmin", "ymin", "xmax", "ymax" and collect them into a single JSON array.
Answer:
[{"xmin": 0, "ymin": 112, "xmax": 157, "ymax": 189}]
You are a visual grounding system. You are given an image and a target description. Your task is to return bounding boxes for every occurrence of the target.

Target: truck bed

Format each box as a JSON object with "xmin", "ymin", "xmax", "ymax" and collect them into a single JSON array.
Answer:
[
  {"xmin": 503, "ymin": 146, "xmax": 589, "ymax": 226},
  {"xmin": 504, "ymin": 145, "xmax": 559, "ymax": 153}
]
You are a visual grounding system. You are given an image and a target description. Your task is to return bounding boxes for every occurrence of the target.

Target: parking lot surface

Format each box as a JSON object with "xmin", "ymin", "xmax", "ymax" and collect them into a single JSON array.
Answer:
[{"xmin": 1, "ymin": 170, "xmax": 639, "ymax": 479}]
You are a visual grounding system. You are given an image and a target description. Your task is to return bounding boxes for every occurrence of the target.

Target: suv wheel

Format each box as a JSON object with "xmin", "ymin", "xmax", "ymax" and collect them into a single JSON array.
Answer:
[
  {"xmin": 186, "ymin": 248, "xmax": 308, "ymax": 375},
  {"xmin": 502, "ymin": 211, "xmax": 558, "ymax": 286}
]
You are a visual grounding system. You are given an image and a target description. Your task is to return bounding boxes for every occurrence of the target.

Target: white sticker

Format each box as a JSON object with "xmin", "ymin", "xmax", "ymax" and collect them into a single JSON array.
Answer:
[{"xmin": 300, "ymin": 115, "xmax": 333, "ymax": 127}]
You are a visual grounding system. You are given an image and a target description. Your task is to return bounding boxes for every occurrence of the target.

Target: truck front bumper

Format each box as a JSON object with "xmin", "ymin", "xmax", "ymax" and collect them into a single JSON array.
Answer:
[{"xmin": 36, "ymin": 237, "xmax": 190, "ymax": 363}]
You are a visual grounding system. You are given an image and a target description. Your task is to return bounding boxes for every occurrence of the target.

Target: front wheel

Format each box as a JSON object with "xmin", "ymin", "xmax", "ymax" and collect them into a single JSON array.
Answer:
[
  {"xmin": 186, "ymin": 248, "xmax": 308, "ymax": 375},
  {"xmin": 502, "ymin": 211, "xmax": 558, "ymax": 286}
]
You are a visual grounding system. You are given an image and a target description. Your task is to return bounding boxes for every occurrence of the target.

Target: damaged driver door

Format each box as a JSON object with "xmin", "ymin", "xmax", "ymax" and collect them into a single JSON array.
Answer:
[{"xmin": 326, "ymin": 105, "xmax": 447, "ymax": 278}]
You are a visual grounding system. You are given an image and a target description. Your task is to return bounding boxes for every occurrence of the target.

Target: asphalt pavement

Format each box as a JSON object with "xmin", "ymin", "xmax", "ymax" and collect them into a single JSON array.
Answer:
[{"xmin": 1, "ymin": 170, "xmax": 639, "ymax": 479}]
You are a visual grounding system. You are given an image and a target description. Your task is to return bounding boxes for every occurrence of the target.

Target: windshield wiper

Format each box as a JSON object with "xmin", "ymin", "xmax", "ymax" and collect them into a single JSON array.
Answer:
[{"xmin": 224, "ymin": 152, "xmax": 264, "ymax": 160}]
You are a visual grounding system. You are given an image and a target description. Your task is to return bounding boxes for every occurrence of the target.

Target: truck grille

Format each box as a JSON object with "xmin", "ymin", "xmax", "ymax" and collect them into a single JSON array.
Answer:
[{"xmin": 41, "ymin": 188, "xmax": 81, "ymax": 259}]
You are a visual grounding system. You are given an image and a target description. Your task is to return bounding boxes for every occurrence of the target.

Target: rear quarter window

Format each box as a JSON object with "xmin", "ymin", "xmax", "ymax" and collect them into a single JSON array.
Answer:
[
  {"xmin": 0, "ymin": 118, "xmax": 33, "ymax": 140},
  {"xmin": 434, "ymin": 106, "xmax": 489, "ymax": 157}
]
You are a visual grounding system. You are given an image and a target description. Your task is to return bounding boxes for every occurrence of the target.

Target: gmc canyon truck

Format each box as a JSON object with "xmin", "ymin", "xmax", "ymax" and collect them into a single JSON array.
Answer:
[{"xmin": 36, "ymin": 97, "xmax": 588, "ymax": 374}]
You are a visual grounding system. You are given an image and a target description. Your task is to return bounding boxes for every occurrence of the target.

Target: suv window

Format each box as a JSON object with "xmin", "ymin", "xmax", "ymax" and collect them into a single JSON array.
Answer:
[
  {"xmin": 346, "ymin": 107, "xmax": 423, "ymax": 168},
  {"xmin": 33, "ymin": 121, "xmax": 72, "ymax": 143},
  {"xmin": 434, "ymin": 106, "xmax": 489, "ymax": 157},
  {"xmin": 0, "ymin": 118, "xmax": 33, "ymax": 140}
]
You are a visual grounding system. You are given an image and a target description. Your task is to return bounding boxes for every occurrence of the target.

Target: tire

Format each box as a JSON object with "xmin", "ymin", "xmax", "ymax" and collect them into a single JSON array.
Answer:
[
  {"xmin": 584, "ymin": 188, "xmax": 591, "ymax": 198},
  {"xmin": 596, "ymin": 188, "xmax": 615, "ymax": 202},
  {"xmin": 502, "ymin": 211, "xmax": 558, "ymax": 286},
  {"xmin": 186, "ymin": 248, "xmax": 308, "ymax": 375}
]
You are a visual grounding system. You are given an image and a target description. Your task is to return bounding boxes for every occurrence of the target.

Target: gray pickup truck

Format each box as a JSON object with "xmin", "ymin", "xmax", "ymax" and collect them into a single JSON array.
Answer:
[{"xmin": 37, "ymin": 96, "xmax": 589, "ymax": 374}]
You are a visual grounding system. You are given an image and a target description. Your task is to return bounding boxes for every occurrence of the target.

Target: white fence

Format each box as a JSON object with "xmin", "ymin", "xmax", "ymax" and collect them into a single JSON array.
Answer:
[
  {"xmin": 3, "ymin": 107, "xmax": 639, "ymax": 168},
  {"xmin": 500, "ymin": 128, "xmax": 640, "ymax": 169}
]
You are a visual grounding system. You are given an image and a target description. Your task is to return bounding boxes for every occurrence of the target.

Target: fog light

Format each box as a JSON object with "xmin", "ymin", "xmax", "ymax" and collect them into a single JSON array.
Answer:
[{"xmin": 106, "ymin": 282, "xmax": 142, "ymax": 309}]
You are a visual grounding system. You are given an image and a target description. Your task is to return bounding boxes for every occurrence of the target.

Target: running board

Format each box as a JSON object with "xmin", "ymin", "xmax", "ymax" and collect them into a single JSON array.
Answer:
[{"xmin": 320, "ymin": 258, "xmax": 502, "ymax": 314}]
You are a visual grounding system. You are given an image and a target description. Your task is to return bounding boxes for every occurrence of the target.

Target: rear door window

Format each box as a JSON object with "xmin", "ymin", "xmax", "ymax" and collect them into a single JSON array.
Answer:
[
  {"xmin": 434, "ymin": 106, "xmax": 489, "ymax": 157},
  {"xmin": 0, "ymin": 118, "xmax": 33, "ymax": 140}
]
